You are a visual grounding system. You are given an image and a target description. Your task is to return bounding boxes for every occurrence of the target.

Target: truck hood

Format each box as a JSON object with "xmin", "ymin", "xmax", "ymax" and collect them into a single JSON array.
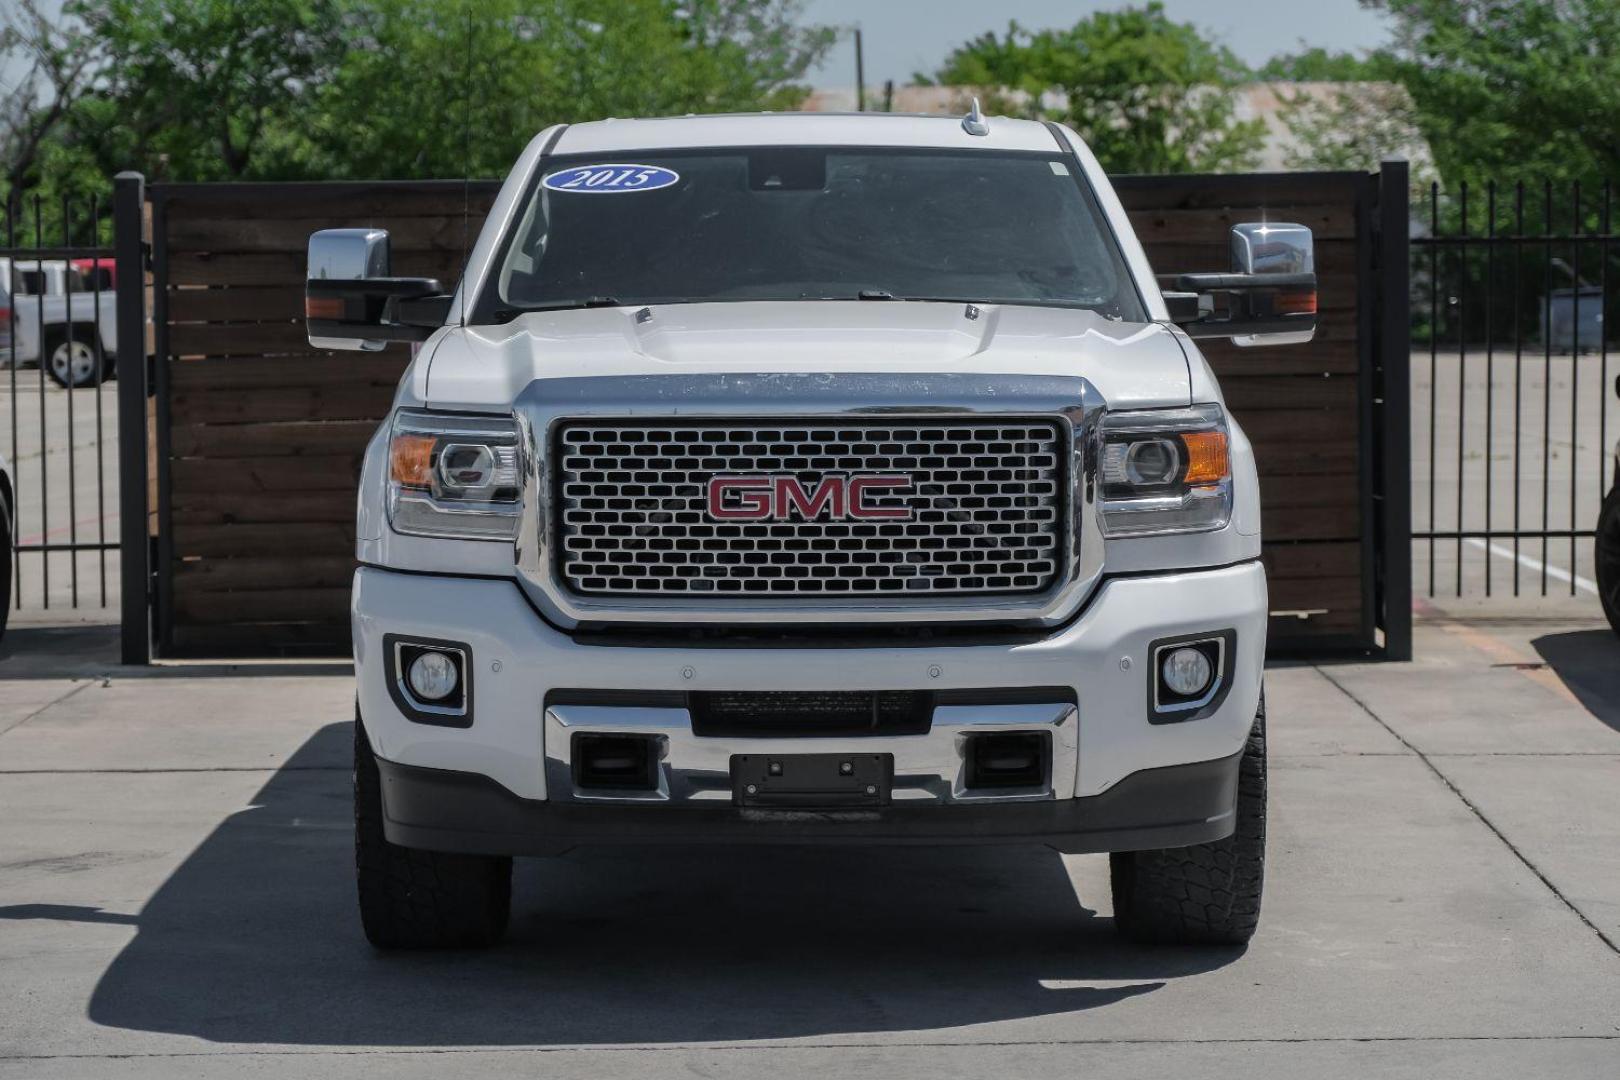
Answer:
[{"xmin": 419, "ymin": 301, "xmax": 1193, "ymax": 411}]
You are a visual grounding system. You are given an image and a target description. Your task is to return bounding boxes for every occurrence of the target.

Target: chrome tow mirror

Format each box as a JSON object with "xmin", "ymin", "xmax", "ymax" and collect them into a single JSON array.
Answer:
[
  {"xmin": 1161, "ymin": 222, "xmax": 1317, "ymax": 346},
  {"xmin": 305, "ymin": 228, "xmax": 451, "ymax": 350}
]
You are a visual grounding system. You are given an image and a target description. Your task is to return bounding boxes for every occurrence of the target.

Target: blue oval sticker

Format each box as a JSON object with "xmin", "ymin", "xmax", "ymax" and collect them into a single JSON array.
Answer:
[{"xmin": 542, "ymin": 163, "xmax": 680, "ymax": 194}]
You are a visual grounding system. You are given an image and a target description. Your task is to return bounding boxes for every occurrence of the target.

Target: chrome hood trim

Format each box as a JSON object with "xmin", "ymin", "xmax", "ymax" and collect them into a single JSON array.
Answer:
[{"xmin": 513, "ymin": 371, "xmax": 1106, "ymax": 629}]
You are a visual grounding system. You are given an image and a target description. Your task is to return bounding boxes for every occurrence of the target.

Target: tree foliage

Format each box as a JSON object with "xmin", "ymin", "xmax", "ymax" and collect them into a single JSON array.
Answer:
[
  {"xmin": 1371, "ymin": 0, "xmax": 1620, "ymax": 189},
  {"xmin": 923, "ymin": 3, "xmax": 1264, "ymax": 174},
  {"xmin": 0, "ymin": 0, "xmax": 834, "ymax": 196}
]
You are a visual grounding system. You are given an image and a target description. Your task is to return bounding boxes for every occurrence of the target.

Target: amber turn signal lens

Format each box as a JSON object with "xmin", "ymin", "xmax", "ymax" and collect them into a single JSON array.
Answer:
[
  {"xmin": 305, "ymin": 295, "xmax": 345, "ymax": 320},
  {"xmin": 390, "ymin": 433, "xmax": 436, "ymax": 490},
  {"xmin": 1180, "ymin": 431, "xmax": 1230, "ymax": 486},
  {"xmin": 1275, "ymin": 290, "xmax": 1317, "ymax": 315}
]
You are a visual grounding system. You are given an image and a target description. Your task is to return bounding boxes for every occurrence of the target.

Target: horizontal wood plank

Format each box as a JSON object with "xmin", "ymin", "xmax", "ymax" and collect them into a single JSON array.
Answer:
[
  {"xmin": 166, "ymin": 213, "xmax": 481, "ymax": 255},
  {"xmin": 168, "ymin": 356, "xmax": 406, "ymax": 392},
  {"xmin": 167, "ymin": 250, "xmax": 466, "ymax": 287},
  {"xmin": 168, "ymin": 285, "xmax": 305, "ymax": 323},
  {"xmin": 171, "ymin": 456, "xmax": 363, "ymax": 493},
  {"xmin": 169, "ymin": 488, "xmax": 355, "ymax": 524},
  {"xmin": 171, "ymin": 585, "xmax": 352, "ymax": 625},
  {"xmin": 172, "ymin": 521, "xmax": 354, "ymax": 557},
  {"xmin": 170, "ymin": 385, "xmax": 397, "ymax": 425},
  {"xmin": 1263, "ymin": 541, "xmax": 1361, "ymax": 579},
  {"xmin": 176, "ymin": 555, "xmax": 357, "ymax": 591},
  {"xmin": 170, "ymin": 420, "xmax": 380, "ymax": 459}
]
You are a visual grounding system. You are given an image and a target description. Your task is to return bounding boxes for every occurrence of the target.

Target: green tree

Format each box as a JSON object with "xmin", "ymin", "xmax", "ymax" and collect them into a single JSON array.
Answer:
[
  {"xmin": 923, "ymin": 3, "xmax": 1264, "ymax": 174},
  {"xmin": 1371, "ymin": 0, "xmax": 1620, "ymax": 189},
  {"xmin": 69, "ymin": 0, "xmax": 345, "ymax": 181},
  {"xmin": 1255, "ymin": 46, "xmax": 1391, "ymax": 82},
  {"xmin": 308, "ymin": 0, "xmax": 835, "ymax": 179}
]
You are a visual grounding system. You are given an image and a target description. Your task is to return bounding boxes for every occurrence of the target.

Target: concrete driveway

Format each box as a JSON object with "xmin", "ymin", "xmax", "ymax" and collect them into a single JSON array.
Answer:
[{"xmin": 0, "ymin": 618, "xmax": 1617, "ymax": 1078}]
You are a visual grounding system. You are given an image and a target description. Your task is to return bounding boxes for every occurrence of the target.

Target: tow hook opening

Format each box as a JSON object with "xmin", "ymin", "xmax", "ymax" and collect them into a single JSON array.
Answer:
[
  {"xmin": 963, "ymin": 732, "xmax": 1048, "ymax": 790},
  {"xmin": 573, "ymin": 733, "xmax": 661, "ymax": 791}
]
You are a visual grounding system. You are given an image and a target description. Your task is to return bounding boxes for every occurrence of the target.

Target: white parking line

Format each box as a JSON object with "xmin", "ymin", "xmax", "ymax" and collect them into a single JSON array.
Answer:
[{"xmin": 1463, "ymin": 537, "xmax": 1599, "ymax": 595}]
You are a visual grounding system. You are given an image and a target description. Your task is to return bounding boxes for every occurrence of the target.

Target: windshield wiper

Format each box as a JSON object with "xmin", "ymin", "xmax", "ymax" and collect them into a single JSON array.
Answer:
[
  {"xmin": 527, "ymin": 296, "xmax": 622, "ymax": 311},
  {"xmin": 857, "ymin": 289, "xmax": 895, "ymax": 300}
]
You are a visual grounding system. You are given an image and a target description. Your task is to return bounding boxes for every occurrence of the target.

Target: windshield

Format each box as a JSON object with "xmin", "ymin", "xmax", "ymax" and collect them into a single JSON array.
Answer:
[{"xmin": 480, "ymin": 147, "xmax": 1146, "ymax": 321}]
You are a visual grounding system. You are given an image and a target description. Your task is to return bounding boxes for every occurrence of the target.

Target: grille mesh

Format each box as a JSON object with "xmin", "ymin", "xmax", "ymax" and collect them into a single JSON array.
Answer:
[{"xmin": 555, "ymin": 420, "xmax": 1067, "ymax": 597}]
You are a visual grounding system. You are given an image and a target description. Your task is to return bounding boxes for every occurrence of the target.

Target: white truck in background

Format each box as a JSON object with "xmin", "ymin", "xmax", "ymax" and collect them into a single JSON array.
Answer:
[
  {"xmin": 306, "ymin": 109, "xmax": 1318, "ymax": 951},
  {"xmin": 1, "ymin": 257, "xmax": 119, "ymax": 388}
]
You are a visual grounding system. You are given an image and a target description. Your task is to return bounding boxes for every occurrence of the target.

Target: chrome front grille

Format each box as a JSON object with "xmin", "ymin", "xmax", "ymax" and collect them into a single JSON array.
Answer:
[{"xmin": 555, "ymin": 419, "xmax": 1067, "ymax": 598}]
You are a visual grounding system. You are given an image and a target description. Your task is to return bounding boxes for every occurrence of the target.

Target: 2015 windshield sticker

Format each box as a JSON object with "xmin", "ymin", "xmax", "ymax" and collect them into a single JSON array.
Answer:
[{"xmin": 542, "ymin": 164, "xmax": 680, "ymax": 193}]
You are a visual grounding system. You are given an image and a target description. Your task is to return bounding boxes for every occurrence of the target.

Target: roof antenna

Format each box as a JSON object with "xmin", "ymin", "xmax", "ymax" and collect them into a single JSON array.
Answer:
[
  {"xmin": 459, "ymin": 7, "xmax": 472, "ymax": 327},
  {"xmin": 961, "ymin": 97, "xmax": 989, "ymax": 136}
]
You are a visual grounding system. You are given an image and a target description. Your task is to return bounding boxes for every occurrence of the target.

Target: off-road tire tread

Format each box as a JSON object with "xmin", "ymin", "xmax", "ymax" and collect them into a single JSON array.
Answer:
[
  {"xmin": 354, "ymin": 716, "xmax": 511, "ymax": 949},
  {"xmin": 0, "ymin": 498, "xmax": 10, "ymax": 643},
  {"xmin": 1109, "ymin": 694, "xmax": 1266, "ymax": 946},
  {"xmin": 1597, "ymin": 485, "xmax": 1620, "ymax": 636}
]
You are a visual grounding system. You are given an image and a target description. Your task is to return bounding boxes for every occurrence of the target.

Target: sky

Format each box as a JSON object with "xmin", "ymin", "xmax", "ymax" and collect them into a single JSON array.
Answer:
[{"xmin": 801, "ymin": 0, "xmax": 1394, "ymax": 88}]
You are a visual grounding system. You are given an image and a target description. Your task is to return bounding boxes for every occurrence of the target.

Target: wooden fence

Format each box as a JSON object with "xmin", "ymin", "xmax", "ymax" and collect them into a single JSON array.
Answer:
[{"xmin": 141, "ymin": 167, "xmax": 1408, "ymax": 658}]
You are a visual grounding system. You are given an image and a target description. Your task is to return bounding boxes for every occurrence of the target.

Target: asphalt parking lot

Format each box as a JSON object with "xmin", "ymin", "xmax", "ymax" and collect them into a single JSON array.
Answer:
[{"xmin": 1, "ymin": 614, "xmax": 1617, "ymax": 1078}]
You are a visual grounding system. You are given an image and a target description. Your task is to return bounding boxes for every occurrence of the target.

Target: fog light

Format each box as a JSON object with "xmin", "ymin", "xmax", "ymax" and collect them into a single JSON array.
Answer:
[
  {"xmin": 408, "ymin": 650, "xmax": 459, "ymax": 701},
  {"xmin": 1161, "ymin": 647, "xmax": 1214, "ymax": 698}
]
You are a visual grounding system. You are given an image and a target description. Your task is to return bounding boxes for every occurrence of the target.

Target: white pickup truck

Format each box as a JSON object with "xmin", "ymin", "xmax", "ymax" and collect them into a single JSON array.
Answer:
[
  {"xmin": 306, "ymin": 110, "xmax": 1316, "ymax": 950},
  {"xmin": 1, "ymin": 258, "xmax": 119, "ymax": 388}
]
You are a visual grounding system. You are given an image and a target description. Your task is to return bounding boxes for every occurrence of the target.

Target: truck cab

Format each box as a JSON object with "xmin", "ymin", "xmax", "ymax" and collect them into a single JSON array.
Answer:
[{"xmin": 309, "ymin": 111, "xmax": 1315, "ymax": 950}]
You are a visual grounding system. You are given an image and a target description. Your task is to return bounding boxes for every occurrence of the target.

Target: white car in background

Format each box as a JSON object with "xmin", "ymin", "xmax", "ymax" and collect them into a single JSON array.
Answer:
[{"xmin": 1, "ymin": 257, "xmax": 119, "ymax": 389}]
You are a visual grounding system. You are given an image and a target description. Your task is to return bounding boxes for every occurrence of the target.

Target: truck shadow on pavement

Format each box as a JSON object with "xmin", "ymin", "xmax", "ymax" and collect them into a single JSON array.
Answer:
[
  {"xmin": 1532, "ymin": 629, "xmax": 1620, "ymax": 733},
  {"xmin": 71, "ymin": 722, "xmax": 1240, "ymax": 1046}
]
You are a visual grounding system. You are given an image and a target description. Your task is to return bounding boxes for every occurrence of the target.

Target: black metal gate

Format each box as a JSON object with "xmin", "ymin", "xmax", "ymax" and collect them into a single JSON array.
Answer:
[
  {"xmin": 2, "ymin": 191, "xmax": 121, "ymax": 622},
  {"xmin": 1412, "ymin": 180, "xmax": 1619, "ymax": 600}
]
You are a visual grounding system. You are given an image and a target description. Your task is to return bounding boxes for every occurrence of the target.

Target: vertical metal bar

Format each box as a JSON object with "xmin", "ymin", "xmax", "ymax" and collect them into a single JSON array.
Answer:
[
  {"xmin": 34, "ymin": 195, "xmax": 47, "ymax": 608},
  {"xmin": 6, "ymin": 197, "xmax": 18, "ymax": 610},
  {"xmin": 1541, "ymin": 179, "xmax": 1553, "ymax": 595},
  {"xmin": 1428, "ymin": 181, "xmax": 1439, "ymax": 596},
  {"xmin": 92, "ymin": 194, "xmax": 107, "ymax": 606},
  {"xmin": 1569, "ymin": 180, "xmax": 1580, "ymax": 595},
  {"xmin": 1455, "ymin": 182, "xmax": 1467, "ymax": 597},
  {"xmin": 1484, "ymin": 182, "xmax": 1495, "ymax": 596},
  {"xmin": 62, "ymin": 195, "xmax": 79, "ymax": 607},
  {"xmin": 1379, "ymin": 161, "xmax": 1414, "ymax": 660},
  {"xmin": 1513, "ymin": 182, "xmax": 1524, "ymax": 596},
  {"xmin": 1603, "ymin": 182, "xmax": 1612, "ymax": 514},
  {"xmin": 114, "ymin": 173, "xmax": 149, "ymax": 665}
]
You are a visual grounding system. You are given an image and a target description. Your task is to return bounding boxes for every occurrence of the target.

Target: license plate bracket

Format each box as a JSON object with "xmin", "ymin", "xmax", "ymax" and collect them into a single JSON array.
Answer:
[{"xmin": 731, "ymin": 753, "xmax": 893, "ymax": 808}]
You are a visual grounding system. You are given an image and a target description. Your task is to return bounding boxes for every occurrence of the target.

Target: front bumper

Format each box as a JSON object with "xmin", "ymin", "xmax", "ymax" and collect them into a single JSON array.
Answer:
[
  {"xmin": 353, "ymin": 559, "xmax": 1267, "ymax": 850},
  {"xmin": 376, "ymin": 747, "xmax": 1242, "ymax": 855}
]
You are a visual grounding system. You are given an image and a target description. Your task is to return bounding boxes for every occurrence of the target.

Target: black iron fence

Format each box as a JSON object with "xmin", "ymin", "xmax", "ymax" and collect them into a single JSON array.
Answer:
[
  {"xmin": 1412, "ymin": 179, "xmax": 1619, "ymax": 599},
  {"xmin": 2, "ymin": 192, "xmax": 121, "ymax": 617}
]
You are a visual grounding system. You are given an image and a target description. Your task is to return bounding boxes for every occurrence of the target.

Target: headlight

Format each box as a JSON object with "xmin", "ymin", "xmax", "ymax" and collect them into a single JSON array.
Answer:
[
  {"xmin": 1099, "ymin": 405, "xmax": 1232, "ymax": 536},
  {"xmin": 388, "ymin": 410, "xmax": 523, "ymax": 540}
]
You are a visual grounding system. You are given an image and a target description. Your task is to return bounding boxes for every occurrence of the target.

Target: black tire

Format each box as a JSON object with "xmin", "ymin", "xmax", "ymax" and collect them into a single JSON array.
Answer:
[
  {"xmin": 1598, "ymin": 484, "xmax": 1620, "ymax": 636},
  {"xmin": 1109, "ymin": 694, "xmax": 1266, "ymax": 946},
  {"xmin": 43, "ymin": 327, "xmax": 106, "ymax": 389},
  {"xmin": 354, "ymin": 715, "xmax": 511, "ymax": 949},
  {"xmin": 0, "ymin": 494, "xmax": 10, "ymax": 645}
]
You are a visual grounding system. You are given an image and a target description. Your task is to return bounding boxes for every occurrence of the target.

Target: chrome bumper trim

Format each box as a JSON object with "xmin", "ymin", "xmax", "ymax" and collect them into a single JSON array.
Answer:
[{"xmin": 542, "ymin": 700, "xmax": 1079, "ymax": 806}]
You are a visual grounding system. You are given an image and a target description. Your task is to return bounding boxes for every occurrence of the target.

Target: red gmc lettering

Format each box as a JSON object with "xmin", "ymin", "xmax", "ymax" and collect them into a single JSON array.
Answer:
[
  {"xmin": 706, "ymin": 475, "xmax": 912, "ymax": 522},
  {"xmin": 846, "ymin": 475, "xmax": 913, "ymax": 520}
]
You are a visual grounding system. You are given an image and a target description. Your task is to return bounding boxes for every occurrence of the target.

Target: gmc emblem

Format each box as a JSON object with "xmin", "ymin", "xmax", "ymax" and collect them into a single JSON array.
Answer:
[{"xmin": 706, "ymin": 475, "xmax": 913, "ymax": 522}]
